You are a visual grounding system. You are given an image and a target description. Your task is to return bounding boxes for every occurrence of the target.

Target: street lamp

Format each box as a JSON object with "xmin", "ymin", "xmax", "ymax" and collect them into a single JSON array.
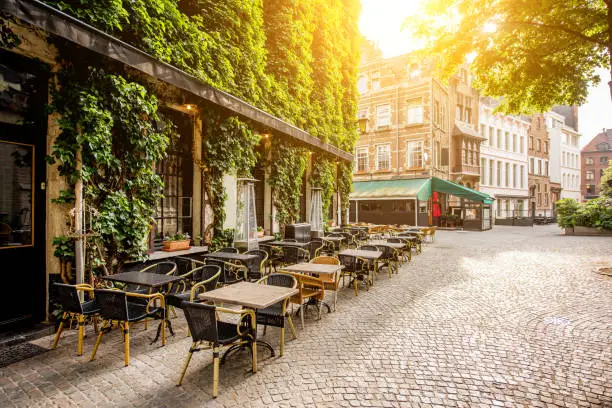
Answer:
[{"xmin": 357, "ymin": 117, "xmax": 368, "ymax": 134}]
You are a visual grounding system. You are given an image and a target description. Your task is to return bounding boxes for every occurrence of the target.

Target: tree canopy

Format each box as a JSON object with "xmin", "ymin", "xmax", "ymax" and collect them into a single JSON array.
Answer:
[{"xmin": 404, "ymin": 0, "xmax": 610, "ymax": 114}]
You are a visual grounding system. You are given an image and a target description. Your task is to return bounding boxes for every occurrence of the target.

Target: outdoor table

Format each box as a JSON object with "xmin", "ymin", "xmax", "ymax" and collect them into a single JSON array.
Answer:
[
  {"xmin": 100, "ymin": 271, "xmax": 184, "ymax": 343},
  {"xmin": 147, "ymin": 245, "xmax": 209, "ymax": 261},
  {"xmin": 368, "ymin": 241, "xmax": 405, "ymax": 250},
  {"xmin": 281, "ymin": 263, "xmax": 344, "ymax": 313},
  {"xmin": 203, "ymin": 252, "xmax": 259, "ymax": 262},
  {"xmin": 322, "ymin": 235, "xmax": 345, "ymax": 251},
  {"xmin": 257, "ymin": 235, "xmax": 275, "ymax": 243},
  {"xmin": 339, "ymin": 249, "xmax": 382, "ymax": 286},
  {"xmin": 267, "ymin": 240, "xmax": 310, "ymax": 248},
  {"xmin": 198, "ymin": 281, "xmax": 298, "ymax": 359}
]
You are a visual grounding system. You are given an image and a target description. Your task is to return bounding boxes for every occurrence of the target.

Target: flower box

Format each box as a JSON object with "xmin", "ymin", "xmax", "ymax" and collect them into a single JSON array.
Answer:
[
  {"xmin": 162, "ymin": 239, "xmax": 191, "ymax": 252},
  {"xmin": 257, "ymin": 230, "xmax": 264, "ymax": 238}
]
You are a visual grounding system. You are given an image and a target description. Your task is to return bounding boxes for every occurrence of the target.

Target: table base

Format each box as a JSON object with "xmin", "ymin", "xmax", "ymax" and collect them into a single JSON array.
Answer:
[{"xmin": 220, "ymin": 340, "xmax": 275, "ymax": 366}]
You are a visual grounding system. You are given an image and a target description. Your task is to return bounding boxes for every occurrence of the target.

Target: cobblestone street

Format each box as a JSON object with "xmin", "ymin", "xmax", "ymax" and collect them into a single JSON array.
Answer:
[{"xmin": 1, "ymin": 225, "xmax": 610, "ymax": 408}]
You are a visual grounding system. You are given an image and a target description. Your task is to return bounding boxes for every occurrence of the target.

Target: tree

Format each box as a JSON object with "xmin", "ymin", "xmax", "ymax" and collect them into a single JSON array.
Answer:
[
  {"xmin": 404, "ymin": 0, "xmax": 610, "ymax": 114},
  {"xmin": 601, "ymin": 162, "xmax": 612, "ymax": 197}
]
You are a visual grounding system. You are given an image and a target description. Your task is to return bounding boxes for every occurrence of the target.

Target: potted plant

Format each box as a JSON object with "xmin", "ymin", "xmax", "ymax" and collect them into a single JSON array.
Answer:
[
  {"xmin": 162, "ymin": 232, "xmax": 191, "ymax": 252},
  {"xmin": 257, "ymin": 226, "xmax": 264, "ymax": 238}
]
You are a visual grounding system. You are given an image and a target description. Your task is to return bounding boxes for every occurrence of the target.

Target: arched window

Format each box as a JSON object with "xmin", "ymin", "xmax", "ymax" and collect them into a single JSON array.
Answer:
[{"xmin": 597, "ymin": 142, "xmax": 610, "ymax": 151}]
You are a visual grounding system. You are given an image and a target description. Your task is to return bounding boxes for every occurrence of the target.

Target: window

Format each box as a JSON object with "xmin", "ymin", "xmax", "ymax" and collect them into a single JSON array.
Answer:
[
  {"xmin": 601, "ymin": 156, "xmax": 609, "ymax": 165},
  {"xmin": 586, "ymin": 170, "xmax": 594, "ymax": 180},
  {"xmin": 586, "ymin": 184, "xmax": 595, "ymax": 195},
  {"xmin": 497, "ymin": 161, "xmax": 502, "ymax": 186},
  {"xmin": 597, "ymin": 142, "xmax": 610, "ymax": 151},
  {"xmin": 357, "ymin": 108, "xmax": 367, "ymax": 119},
  {"xmin": 538, "ymin": 159, "xmax": 542, "ymax": 175},
  {"xmin": 505, "ymin": 162, "xmax": 510, "ymax": 187},
  {"xmin": 489, "ymin": 126, "xmax": 494, "ymax": 146},
  {"xmin": 480, "ymin": 124, "xmax": 486, "ymax": 140},
  {"xmin": 512, "ymin": 134, "xmax": 517, "ymax": 152},
  {"xmin": 536, "ymin": 139, "xmax": 541, "ymax": 152},
  {"xmin": 357, "ymin": 75, "xmax": 368, "ymax": 94},
  {"xmin": 406, "ymin": 99, "xmax": 424, "ymax": 124},
  {"xmin": 497, "ymin": 129, "xmax": 502, "ymax": 148},
  {"xmin": 355, "ymin": 147, "xmax": 368, "ymax": 172},
  {"xmin": 505, "ymin": 132, "xmax": 510, "ymax": 151},
  {"xmin": 520, "ymin": 136, "xmax": 524, "ymax": 153},
  {"xmin": 544, "ymin": 141, "xmax": 548, "ymax": 153},
  {"xmin": 562, "ymin": 152, "xmax": 566, "ymax": 167},
  {"xmin": 529, "ymin": 137, "xmax": 533, "ymax": 149},
  {"xmin": 544, "ymin": 160, "xmax": 548, "ymax": 176},
  {"xmin": 376, "ymin": 104, "xmax": 391, "ymax": 127},
  {"xmin": 376, "ymin": 144, "xmax": 390, "ymax": 170},
  {"xmin": 585, "ymin": 157, "xmax": 593, "ymax": 165},
  {"xmin": 406, "ymin": 140, "xmax": 423, "ymax": 168},
  {"xmin": 520, "ymin": 165, "xmax": 525, "ymax": 188},
  {"xmin": 480, "ymin": 158, "xmax": 486, "ymax": 184},
  {"xmin": 371, "ymin": 71, "xmax": 380, "ymax": 90},
  {"xmin": 489, "ymin": 159, "xmax": 494, "ymax": 186},
  {"xmin": 513, "ymin": 164, "xmax": 517, "ymax": 188}
]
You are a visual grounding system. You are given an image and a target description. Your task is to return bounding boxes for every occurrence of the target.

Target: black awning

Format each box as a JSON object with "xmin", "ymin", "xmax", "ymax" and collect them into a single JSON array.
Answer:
[{"xmin": 2, "ymin": 0, "xmax": 353, "ymax": 162}]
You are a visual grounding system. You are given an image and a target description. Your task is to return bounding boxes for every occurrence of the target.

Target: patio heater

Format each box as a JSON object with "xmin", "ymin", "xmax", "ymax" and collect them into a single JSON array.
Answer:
[
  {"xmin": 234, "ymin": 178, "xmax": 259, "ymax": 252},
  {"xmin": 310, "ymin": 187, "xmax": 324, "ymax": 238}
]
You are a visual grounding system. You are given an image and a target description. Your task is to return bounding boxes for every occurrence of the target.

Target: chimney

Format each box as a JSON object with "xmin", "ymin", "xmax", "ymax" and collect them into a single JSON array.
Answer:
[{"xmin": 571, "ymin": 105, "xmax": 579, "ymax": 131}]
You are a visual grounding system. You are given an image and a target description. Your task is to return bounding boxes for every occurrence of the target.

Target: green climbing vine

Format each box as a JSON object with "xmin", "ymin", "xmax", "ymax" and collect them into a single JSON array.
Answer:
[
  {"xmin": 310, "ymin": 154, "xmax": 336, "ymax": 222},
  {"xmin": 268, "ymin": 138, "xmax": 308, "ymax": 228},
  {"xmin": 47, "ymin": 67, "xmax": 173, "ymax": 275}
]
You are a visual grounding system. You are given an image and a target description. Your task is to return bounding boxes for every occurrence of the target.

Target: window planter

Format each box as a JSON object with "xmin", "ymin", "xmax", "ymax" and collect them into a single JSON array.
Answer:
[{"xmin": 162, "ymin": 239, "xmax": 191, "ymax": 252}]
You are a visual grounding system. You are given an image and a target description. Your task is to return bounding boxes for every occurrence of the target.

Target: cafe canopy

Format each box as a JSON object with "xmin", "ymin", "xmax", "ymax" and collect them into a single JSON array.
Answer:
[{"xmin": 351, "ymin": 177, "xmax": 494, "ymax": 204}]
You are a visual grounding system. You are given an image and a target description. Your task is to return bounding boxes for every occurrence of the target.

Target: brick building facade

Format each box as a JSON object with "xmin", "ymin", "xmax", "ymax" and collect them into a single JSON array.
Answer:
[{"xmin": 581, "ymin": 129, "xmax": 612, "ymax": 200}]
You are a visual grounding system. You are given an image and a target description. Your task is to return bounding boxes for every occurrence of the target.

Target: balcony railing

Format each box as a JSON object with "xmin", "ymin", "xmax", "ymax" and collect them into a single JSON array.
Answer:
[{"xmin": 452, "ymin": 164, "xmax": 480, "ymax": 175}]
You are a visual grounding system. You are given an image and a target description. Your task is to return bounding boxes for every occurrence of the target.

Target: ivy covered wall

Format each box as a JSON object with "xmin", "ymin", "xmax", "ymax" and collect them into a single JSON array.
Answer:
[{"xmin": 39, "ymin": 0, "xmax": 361, "ymax": 237}]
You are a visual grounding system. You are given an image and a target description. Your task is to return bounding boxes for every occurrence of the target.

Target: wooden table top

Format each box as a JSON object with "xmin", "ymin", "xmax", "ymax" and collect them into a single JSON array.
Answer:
[
  {"xmin": 203, "ymin": 252, "xmax": 258, "ymax": 262},
  {"xmin": 368, "ymin": 241, "xmax": 405, "ymax": 249},
  {"xmin": 339, "ymin": 249, "xmax": 382, "ymax": 260},
  {"xmin": 322, "ymin": 236, "xmax": 345, "ymax": 242},
  {"xmin": 147, "ymin": 246, "xmax": 209, "ymax": 261},
  {"xmin": 281, "ymin": 263, "xmax": 344, "ymax": 276},
  {"xmin": 267, "ymin": 241, "xmax": 310, "ymax": 248},
  {"xmin": 198, "ymin": 282, "xmax": 298, "ymax": 309},
  {"xmin": 100, "ymin": 271, "xmax": 183, "ymax": 288}
]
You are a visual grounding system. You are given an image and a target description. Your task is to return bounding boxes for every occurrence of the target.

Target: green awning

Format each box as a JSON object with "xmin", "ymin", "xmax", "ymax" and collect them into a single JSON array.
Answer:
[
  {"xmin": 351, "ymin": 179, "xmax": 431, "ymax": 201},
  {"xmin": 351, "ymin": 177, "xmax": 494, "ymax": 204},
  {"xmin": 431, "ymin": 177, "xmax": 495, "ymax": 204}
]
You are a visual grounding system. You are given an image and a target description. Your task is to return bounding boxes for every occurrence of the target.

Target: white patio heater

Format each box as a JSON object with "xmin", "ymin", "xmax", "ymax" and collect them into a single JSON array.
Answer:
[
  {"xmin": 234, "ymin": 178, "xmax": 259, "ymax": 252},
  {"xmin": 310, "ymin": 187, "xmax": 324, "ymax": 238}
]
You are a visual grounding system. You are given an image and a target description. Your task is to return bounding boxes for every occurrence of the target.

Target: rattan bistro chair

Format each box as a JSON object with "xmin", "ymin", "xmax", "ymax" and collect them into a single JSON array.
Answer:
[
  {"xmin": 255, "ymin": 274, "xmax": 298, "ymax": 356},
  {"xmin": 375, "ymin": 245, "xmax": 399, "ymax": 277},
  {"xmin": 205, "ymin": 258, "xmax": 248, "ymax": 285},
  {"xmin": 176, "ymin": 302, "xmax": 257, "ymax": 397},
  {"xmin": 284, "ymin": 271, "xmax": 325, "ymax": 329},
  {"xmin": 338, "ymin": 254, "xmax": 369, "ymax": 296},
  {"xmin": 166, "ymin": 265, "xmax": 221, "ymax": 308},
  {"xmin": 281, "ymin": 246, "xmax": 310, "ymax": 266},
  {"xmin": 51, "ymin": 283, "xmax": 100, "ymax": 356},
  {"xmin": 310, "ymin": 256, "xmax": 342, "ymax": 311},
  {"xmin": 244, "ymin": 249, "xmax": 269, "ymax": 281},
  {"xmin": 260, "ymin": 244, "xmax": 283, "ymax": 273},
  {"xmin": 90, "ymin": 289, "xmax": 166, "ymax": 366},
  {"xmin": 388, "ymin": 237, "xmax": 411, "ymax": 262}
]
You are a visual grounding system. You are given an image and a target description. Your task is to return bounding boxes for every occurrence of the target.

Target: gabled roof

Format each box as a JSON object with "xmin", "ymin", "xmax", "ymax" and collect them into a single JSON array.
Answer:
[{"xmin": 1, "ymin": 0, "xmax": 353, "ymax": 162}]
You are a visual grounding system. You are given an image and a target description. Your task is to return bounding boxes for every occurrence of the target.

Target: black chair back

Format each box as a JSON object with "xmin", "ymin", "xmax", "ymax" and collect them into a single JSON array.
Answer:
[
  {"xmin": 339, "ymin": 254, "xmax": 358, "ymax": 272},
  {"xmin": 376, "ymin": 245, "xmax": 394, "ymax": 260},
  {"xmin": 245, "ymin": 249, "xmax": 267, "ymax": 272},
  {"xmin": 215, "ymin": 247, "xmax": 238, "ymax": 254},
  {"xmin": 144, "ymin": 261, "xmax": 177, "ymax": 275},
  {"xmin": 174, "ymin": 257, "xmax": 198, "ymax": 276},
  {"xmin": 266, "ymin": 273, "xmax": 296, "ymax": 289},
  {"xmin": 206, "ymin": 258, "xmax": 241, "ymax": 284},
  {"xmin": 94, "ymin": 289, "xmax": 129, "ymax": 321},
  {"xmin": 193, "ymin": 265, "xmax": 221, "ymax": 292},
  {"xmin": 182, "ymin": 301, "xmax": 218, "ymax": 343},
  {"xmin": 309, "ymin": 240, "xmax": 324, "ymax": 258},
  {"xmin": 281, "ymin": 246, "xmax": 304, "ymax": 264},
  {"xmin": 53, "ymin": 283, "xmax": 84, "ymax": 314}
]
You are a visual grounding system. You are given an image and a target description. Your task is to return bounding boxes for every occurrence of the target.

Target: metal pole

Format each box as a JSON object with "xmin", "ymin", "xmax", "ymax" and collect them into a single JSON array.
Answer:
[{"xmin": 75, "ymin": 149, "xmax": 84, "ymax": 301}]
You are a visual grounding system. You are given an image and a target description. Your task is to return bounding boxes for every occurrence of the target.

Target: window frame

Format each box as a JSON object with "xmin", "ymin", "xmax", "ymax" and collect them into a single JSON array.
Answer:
[
  {"xmin": 375, "ymin": 143, "xmax": 391, "ymax": 171},
  {"xmin": 406, "ymin": 139, "xmax": 424, "ymax": 169}
]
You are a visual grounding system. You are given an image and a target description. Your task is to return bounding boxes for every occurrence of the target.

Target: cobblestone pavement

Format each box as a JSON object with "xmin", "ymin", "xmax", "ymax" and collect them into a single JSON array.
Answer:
[{"xmin": 1, "ymin": 225, "xmax": 611, "ymax": 408}]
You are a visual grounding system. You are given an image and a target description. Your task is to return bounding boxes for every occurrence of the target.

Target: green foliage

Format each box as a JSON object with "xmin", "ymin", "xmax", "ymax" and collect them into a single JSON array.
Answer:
[
  {"xmin": 555, "ymin": 198, "xmax": 580, "ymax": 228},
  {"xmin": 164, "ymin": 232, "xmax": 191, "ymax": 241},
  {"xmin": 337, "ymin": 161, "xmax": 354, "ymax": 216},
  {"xmin": 48, "ymin": 68, "xmax": 172, "ymax": 274},
  {"xmin": 50, "ymin": 189, "xmax": 75, "ymax": 205},
  {"xmin": 573, "ymin": 197, "xmax": 612, "ymax": 230},
  {"xmin": 52, "ymin": 235, "xmax": 75, "ymax": 261},
  {"xmin": 209, "ymin": 228, "xmax": 235, "ymax": 252},
  {"xmin": 405, "ymin": 0, "xmax": 610, "ymax": 113},
  {"xmin": 268, "ymin": 138, "xmax": 308, "ymax": 228},
  {"xmin": 310, "ymin": 155, "xmax": 335, "ymax": 222},
  {"xmin": 0, "ymin": 13, "xmax": 21, "ymax": 49},
  {"xmin": 600, "ymin": 162, "xmax": 612, "ymax": 198}
]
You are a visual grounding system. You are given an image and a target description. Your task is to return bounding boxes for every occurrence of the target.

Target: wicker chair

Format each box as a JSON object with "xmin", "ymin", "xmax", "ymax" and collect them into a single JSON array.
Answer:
[
  {"xmin": 388, "ymin": 237, "xmax": 411, "ymax": 262},
  {"xmin": 309, "ymin": 256, "xmax": 342, "ymax": 311},
  {"xmin": 283, "ymin": 271, "xmax": 325, "ymax": 329},
  {"xmin": 214, "ymin": 247, "xmax": 238, "ymax": 253},
  {"xmin": 176, "ymin": 301, "xmax": 257, "ymax": 397},
  {"xmin": 90, "ymin": 289, "xmax": 165, "ymax": 366},
  {"xmin": 338, "ymin": 254, "xmax": 369, "ymax": 296},
  {"xmin": 255, "ymin": 273, "xmax": 297, "ymax": 356},
  {"xmin": 260, "ymin": 244, "xmax": 283, "ymax": 273},
  {"xmin": 324, "ymin": 233, "xmax": 344, "ymax": 251},
  {"xmin": 205, "ymin": 258, "xmax": 247, "ymax": 285},
  {"xmin": 166, "ymin": 265, "xmax": 221, "ymax": 308},
  {"xmin": 124, "ymin": 261, "xmax": 177, "ymax": 294},
  {"xmin": 51, "ymin": 283, "xmax": 100, "ymax": 356},
  {"xmin": 281, "ymin": 246, "xmax": 310, "ymax": 266},
  {"xmin": 375, "ymin": 245, "xmax": 399, "ymax": 277},
  {"xmin": 244, "ymin": 249, "xmax": 269, "ymax": 281},
  {"xmin": 358, "ymin": 244, "xmax": 380, "ymax": 280}
]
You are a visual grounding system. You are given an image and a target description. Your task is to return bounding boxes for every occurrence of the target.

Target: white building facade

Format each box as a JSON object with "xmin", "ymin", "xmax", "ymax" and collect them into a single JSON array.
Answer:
[
  {"xmin": 478, "ymin": 102, "xmax": 530, "ymax": 219},
  {"xmin": 545, "ymin": 112, "xmax": 581, "ymax": 202}
]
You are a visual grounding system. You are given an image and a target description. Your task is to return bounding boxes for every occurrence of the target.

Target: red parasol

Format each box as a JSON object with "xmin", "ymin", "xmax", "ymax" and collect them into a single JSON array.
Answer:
[{"xmin": 432, "ymin": 191, "xmax": 441, "ymax": 217}]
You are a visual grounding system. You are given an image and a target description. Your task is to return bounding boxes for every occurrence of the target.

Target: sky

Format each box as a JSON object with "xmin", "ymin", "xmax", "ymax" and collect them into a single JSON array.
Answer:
[{"xmin": 359, "ymin": 0, "xmax": 612, "ymax": 147}]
